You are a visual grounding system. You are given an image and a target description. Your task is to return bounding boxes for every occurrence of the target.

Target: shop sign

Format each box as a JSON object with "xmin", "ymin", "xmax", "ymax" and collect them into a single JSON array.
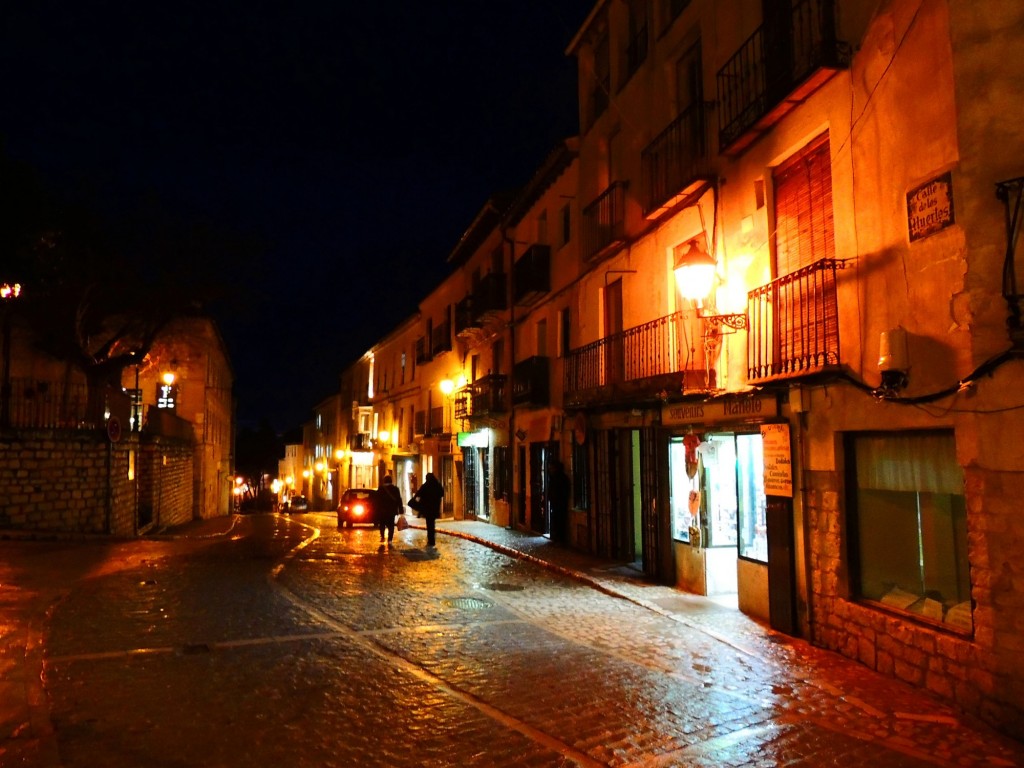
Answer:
[
  {"xmin": 760, "ymin": 423, "xmax": 793, "ymax": 497},
  {"xmin": 907, "ymin": 171, "xmax": 954, "ymax": 242},
  {"xmin": 662, "ymin": 394, "xmax": 776, "ymax": 427},
  {"xmin": 457, "ymin": 430, "xmax": 489, "ymax": 448}
]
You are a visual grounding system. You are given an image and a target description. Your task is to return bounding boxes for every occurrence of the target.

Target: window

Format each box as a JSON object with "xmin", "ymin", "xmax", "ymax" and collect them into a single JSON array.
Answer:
[
  {"xmin": 536, "ymin": 318, "xmax": 548, "ymax": 357},
  {"xmin": 590, "ymin": 30, "xmax": 610, "ymax": 125},
  {"xmin": 847, "ymin": 431, "xmax": 972, "ymax": 632},
  {"xmin": 774, "ymin": 133, "xmax": 834, "ymax": 277},
  {"xmin": 662, "ymin": 0, "xmax": 692, "ymax": 31},
  {"xmin": 537, "ymin": 210, "xmax": 548, "ymax": 245},
  {"xmin": 558, "ymin": 307, "xmax": 571, "ymax": 358},
  {"xmin": 560, "ymin": 204, "xmax": 571, "ymax": 247},
  {"xmin": 624, "ymin": 0, "xmax": 648, "ymax": 81}
]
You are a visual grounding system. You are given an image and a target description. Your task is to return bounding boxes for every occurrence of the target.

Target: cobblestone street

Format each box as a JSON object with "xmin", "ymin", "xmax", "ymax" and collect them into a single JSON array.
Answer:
[{"xmin": 2, "ymin": 513, "xmax": 1023, "ymax": 767}]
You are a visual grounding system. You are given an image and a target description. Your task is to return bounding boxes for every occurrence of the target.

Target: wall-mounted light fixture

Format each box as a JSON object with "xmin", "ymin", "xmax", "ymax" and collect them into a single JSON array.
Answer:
[
  {"xmin": 673, "ymin": 238, "xmax": 748, "ymax": 331},
  {"xmin": 673, "ymin": 239, "xmax": 717, "ymax": 301},
  {"xmin": 439, "ymin": 378, "xmax": 454, "ymax": 396}
]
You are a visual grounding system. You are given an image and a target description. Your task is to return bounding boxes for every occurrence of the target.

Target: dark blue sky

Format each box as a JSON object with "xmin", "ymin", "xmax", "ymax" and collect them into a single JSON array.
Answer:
[{"xmin": 3, "ymin": 1, "xmax": 593, "ymax": 431}]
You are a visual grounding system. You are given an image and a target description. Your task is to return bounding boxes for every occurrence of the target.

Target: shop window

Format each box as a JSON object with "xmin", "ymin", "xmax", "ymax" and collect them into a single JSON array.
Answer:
[
  {"xmin": 670, "ymin": 432, "xmax": 766, "ymax": 557},
  {"xmin": 669, "ymin": 438, "xmax": 696, "ymax": 543},
  {"xmin": 847, "ymin": 431, "xmax": 972, "ymax": 633},
  {"xmin": 736, "ymin": 434, "xmax": 767, "ymax": 561}
]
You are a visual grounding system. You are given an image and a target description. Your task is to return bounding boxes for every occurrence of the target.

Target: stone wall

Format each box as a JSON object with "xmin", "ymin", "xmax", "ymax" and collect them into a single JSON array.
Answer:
[
  {"xmin": 0, "ymin": 429, "xmax": 196, "ymax": 537},
  {"xmin": 806, "ymin": 466, "xmax": 1024, "ymax": 740},
  {"xmin": 0, "ymin": 429, "xmax": 135, "ymax": 534},
  {"xmin": 137, "ymin": 438, "xmax": 194, "ymax": 531}
]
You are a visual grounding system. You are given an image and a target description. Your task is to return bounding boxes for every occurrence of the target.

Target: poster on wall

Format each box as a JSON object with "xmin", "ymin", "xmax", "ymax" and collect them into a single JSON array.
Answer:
[{"xmin": 760, "ymin": 423, "xmax": 793, "ymax": 497}]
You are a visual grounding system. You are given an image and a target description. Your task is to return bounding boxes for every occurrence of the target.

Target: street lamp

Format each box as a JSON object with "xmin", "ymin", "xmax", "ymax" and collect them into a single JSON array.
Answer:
[{"xmin": 1, "ymin": 282, "xmax": 23, "ymax": 428}]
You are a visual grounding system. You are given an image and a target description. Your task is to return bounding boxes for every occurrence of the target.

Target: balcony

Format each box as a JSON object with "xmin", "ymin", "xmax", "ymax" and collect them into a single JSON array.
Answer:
[
  {"xmin": 747, "ymin": 258, "xmax": 844, "ymax": 382},
  {"xmin": 513, "ymin": 244, "xmax": 551, "ymax": 306},
  {"xmin": 716, "ymin": 0, "xmax": 849, "ymax": 156},
  {"xmin": 454, "ymin": 296, "xmax": 477, "ymax": 337},
  {"xmin": 348, "ymin": 432, "xmax": 373, "ymax": 451},
  {"xmin": 472, "ymin": 272, "xmax": 507, "ymax": 322},
  {"xmin": 468, "ymin": 374, "xmax": 507, "ymax": 418},
  {"xmin": 431, "ymin": 319, "xmax": 452, "ymax": 356},
  {"xmin": 427, "ymin": 406, "xmax": 445, "ymax": 437},
  {"xmin": 582, "ymin": 181, "xmax": 627, "ymax": 262},
  {"xmin": 641, "ymin": 101, "xmax": 715, "ymax": 219},
  {"xmin": 512, "ymin": 356, "xmax": 550, "ymax": 408},
  {"xmin": 454, "ymin": 388, "xmax": 471, "ymax": 421},
  {"xmin": 414, "ymin": 336, "xmax": 432, "ymax": 364},
  {"xmin": 564, "ymin": 311, "xmax": 713, "ymax": 407}
]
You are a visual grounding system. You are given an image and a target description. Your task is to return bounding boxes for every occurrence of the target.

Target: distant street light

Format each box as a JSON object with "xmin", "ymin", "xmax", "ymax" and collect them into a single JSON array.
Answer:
[{"xmin": 1, "ymin": 282, "xmax": 24, "ymax": 428}]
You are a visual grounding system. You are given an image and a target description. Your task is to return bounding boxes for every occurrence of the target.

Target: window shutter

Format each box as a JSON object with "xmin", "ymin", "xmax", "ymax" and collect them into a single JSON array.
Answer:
[{"xmin": 774, "ymin": 134, "xmax": 834, "ymax": 277}]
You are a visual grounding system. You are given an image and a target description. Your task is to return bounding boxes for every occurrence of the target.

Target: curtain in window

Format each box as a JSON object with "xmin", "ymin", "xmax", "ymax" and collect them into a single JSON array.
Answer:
[{"xmin": 854, "ymin": 431, "xmax": 963, "ymax": 495}]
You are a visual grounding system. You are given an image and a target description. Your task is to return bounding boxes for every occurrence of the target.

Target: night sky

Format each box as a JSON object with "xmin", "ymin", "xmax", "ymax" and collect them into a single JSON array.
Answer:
[{"xmin": 3, "ymin": 0, "xmax": 594, "ymax": 431}]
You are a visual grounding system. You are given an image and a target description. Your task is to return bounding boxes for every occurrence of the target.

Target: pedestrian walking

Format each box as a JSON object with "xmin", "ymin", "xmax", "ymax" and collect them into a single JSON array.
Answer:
[
  {"xmin": 547, "ymin": 459, "xmax": 570, "ymax": 545},
  {"xmin": 409, "ymin": 472, "xmax": 443, "ymax": 548},
  {"xmin": 373, "ymin": 474, "xmax": 403, "ymax": 544}
]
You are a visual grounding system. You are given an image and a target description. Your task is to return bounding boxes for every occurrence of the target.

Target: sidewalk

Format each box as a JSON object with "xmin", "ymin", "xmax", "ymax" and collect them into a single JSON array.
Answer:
[
  {"xmin": 432, "ymin": 518, "xmax": 786, "ymax": 658},
  {"xmin": 430, "ymin": 518, "xmax": 1024, "ymax": 766}
]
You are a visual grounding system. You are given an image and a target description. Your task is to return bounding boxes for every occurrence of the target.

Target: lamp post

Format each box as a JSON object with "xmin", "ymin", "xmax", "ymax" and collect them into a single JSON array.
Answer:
[{"xmin": 1, "ymin": 282, "xmax": 23, "ymax": 429}]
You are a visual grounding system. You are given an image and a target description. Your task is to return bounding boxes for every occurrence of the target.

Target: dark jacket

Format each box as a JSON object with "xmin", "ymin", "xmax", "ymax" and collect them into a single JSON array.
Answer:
[
  {"xmin": 373, "ymin": 484, "xmax": 403, "ymax": 523},
  {"xmin": 411, "ymin": 474, "xmax": 443, "ymax": 520}
]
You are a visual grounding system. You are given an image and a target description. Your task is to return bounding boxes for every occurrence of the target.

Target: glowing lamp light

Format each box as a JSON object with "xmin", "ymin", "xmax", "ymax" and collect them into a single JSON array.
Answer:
[
  {"xmin": 302, "ymin": 469, "xmax": 311, "ymax": 479},
  {"xmin": 235, "ymin": 476, "xmax": 244, "ymax": 486},
  {"xmin": 334, "ymin": 448, "xmax": 344, "ymax": 460},
  {"xmin": 314, "ymin": 461, "xmax": 324, "ymax": 473},
  {"xmin": 378, "ymin": 430, "xmax": 390, "ymax": 442},
  {"xmin": 0, "ymin": 283, "xmax": 22, "ymax": 299},
  {"xmin": 439, "ymin": 379, "xmax": 455, "ymax": 396},
  {"xmin": 162, "ymin": 371, "xmax": 176, "ymax": 386},
  {"xmin": 673, "ymin": 239, "xmax": 717, "ymax": 301}
]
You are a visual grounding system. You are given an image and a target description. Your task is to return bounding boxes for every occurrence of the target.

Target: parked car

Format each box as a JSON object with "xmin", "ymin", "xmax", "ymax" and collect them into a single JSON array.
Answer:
[
  {"xmin": 284, "ymin": 495, "xmax": 308, "ymax": 512},
  {"xmin": 337, "ymin": 488, "xmax": 374, "ymax": 527}
]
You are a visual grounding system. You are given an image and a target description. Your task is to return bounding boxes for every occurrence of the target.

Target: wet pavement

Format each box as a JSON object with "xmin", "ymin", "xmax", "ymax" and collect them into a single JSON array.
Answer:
[{"xmin": 0, "ymin": 513, "xmax": 1022, "ymax": 767}]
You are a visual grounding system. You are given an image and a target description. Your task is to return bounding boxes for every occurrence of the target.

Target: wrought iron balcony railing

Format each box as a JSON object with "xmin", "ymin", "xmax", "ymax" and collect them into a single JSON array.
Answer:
[
  {"xmin": 716, "ymin": 0, "xmax": 849, "ymax": 156},
  {"xmin": 431, "ymin": 319, "xmax": 452, "ymax": 356},
  {"xmin": 582, "ymin": 181, "xmax": 627, "ymax": 261},
  {"xmin": 414, "ymin": 336, "xmax": 431, "ymax": 364},
  {"xmin": 513, "ymin": 244, "xmax": 551, "ymax": 306},
  {"xmin": 564, "ymin": 310, "xmax": 713, "ymax": 405},
  {"xmin": 454, "ymin": 296, "xmax": 476, "ymax": 336},
  {"xmin": 512, "ymin": 356, "xmax": 550, "ymax": 408},
  {"xmin": 747, "ymin": 258, "xmax": 844, "ymax": 382},
  {"xmin": 472, "ymin": 272, "xmax": 508, "ymax": 322},
  {"xmin": 468, "ymin": 374, "xmax": 508, "ymax": 417},
  {"xmin": 640, "ymin": 101, "xmax": 714, "ymax": 219},
  {"xmin": 427, "ymin": 406, "xmax": 446, "ymax": 437},
  {"xmin": 348, "ymin": 432, "xmax": 373, "ymax": 451}
]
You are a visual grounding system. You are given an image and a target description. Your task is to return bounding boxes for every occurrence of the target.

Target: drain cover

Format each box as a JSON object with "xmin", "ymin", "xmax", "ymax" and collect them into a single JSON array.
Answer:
[
  {"xmin": 446, "ymin": 597, "xmax": 492, "ymax": 611},
  {"xmin": 480, "ymin": 582, "xmax": 525, "ymax": 592}
]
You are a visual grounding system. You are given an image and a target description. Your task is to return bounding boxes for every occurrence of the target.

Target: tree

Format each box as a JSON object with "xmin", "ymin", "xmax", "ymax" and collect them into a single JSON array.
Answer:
[{"xmin": 3, "ymin": 152, "xmax": 207, "ymax": 426}]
